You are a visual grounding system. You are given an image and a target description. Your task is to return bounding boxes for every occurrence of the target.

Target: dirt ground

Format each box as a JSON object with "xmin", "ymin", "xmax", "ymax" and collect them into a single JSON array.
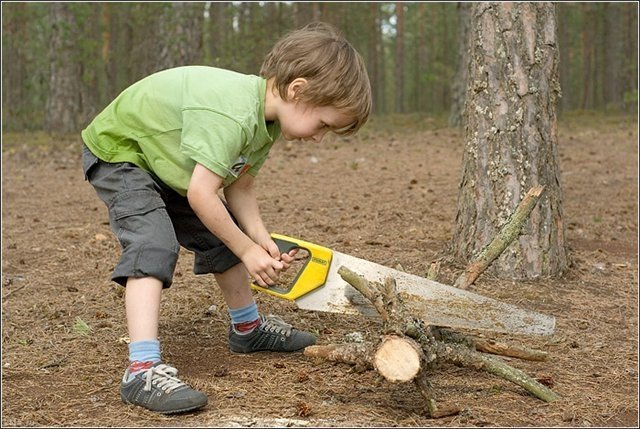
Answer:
[{"xmin": 2, "ymin": 113, "xmax": 638, "ymax": 427}]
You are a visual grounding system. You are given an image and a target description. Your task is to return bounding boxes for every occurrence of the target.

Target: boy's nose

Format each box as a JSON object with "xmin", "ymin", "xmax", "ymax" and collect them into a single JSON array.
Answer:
[{"xmin": 313, "ymin": 129, "xmax": 329, "ymax": 142}]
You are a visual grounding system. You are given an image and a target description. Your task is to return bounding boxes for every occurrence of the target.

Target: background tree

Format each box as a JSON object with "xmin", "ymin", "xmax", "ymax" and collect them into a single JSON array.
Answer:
[
  {"xmin": 450, "ymin": 2, "xmax": 568, "ymax": 279},
  {"xmin": 156, "ymin": 2, "xmax": 204, "ymax": 70},
  {"xmin": 449, "ymin": 2, "xmax": 471, "ymax": 127},
  {"xmin": 2, "ymin": 3, "xmax": 30, "ymax": 130},
  {"xmin": 394, "ymin": 2, "xmax": 405, "ymax": 113},
  {"xmin": 448, "ymin": 2, "xmax": 472, "ymax": 127},
  {"xmin": 44, "ymin": 3, "xmax": 82, "ymax": 133}
]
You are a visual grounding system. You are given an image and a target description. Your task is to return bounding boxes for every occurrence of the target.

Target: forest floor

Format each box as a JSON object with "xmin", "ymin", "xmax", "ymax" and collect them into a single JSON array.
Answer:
[{"xmin": 2, "ymin": 113, "xmax": 638, "ymax": 427}]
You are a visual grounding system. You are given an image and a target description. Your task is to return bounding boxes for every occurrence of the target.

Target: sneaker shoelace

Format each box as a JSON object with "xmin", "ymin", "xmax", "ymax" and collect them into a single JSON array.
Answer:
[
  {"xmin": 142, "ymin": 364, "xmax": 187, "ymax": 394},
  {"xmin": 261, "ymin": 315, "xmax": 293, "ymax": 337}
]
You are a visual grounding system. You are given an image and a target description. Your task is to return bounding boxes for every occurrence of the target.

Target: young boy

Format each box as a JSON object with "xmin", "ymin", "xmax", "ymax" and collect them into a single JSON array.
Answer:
[{"xmin": 80, "ymin": 22, "xmax": 371, "ymax": 414}]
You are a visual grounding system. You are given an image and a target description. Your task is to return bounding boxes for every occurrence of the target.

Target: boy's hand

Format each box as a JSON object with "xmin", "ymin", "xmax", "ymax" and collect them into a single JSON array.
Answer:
[
  {"xmin": 241, "ymin": 243, "xmax": 284, "ymax": 287},
  {"xmin": 247, "ymin": 234, "xmax": 299, "ymax": 286}
]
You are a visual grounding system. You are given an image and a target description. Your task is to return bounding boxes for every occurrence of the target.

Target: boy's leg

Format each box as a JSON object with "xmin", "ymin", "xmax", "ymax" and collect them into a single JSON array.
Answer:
[
  {"xmin": 126, "ymin": 277, "xmax": 162, "ymax": 342},
  {"xmin": 212, "ymin": 263, "xmax": 254, "ymax": 310},
  {"xmin": 165, "ymin": 193, "xmax": 316, "ymax": 352},
  {"xmin": 82, "ymin": 146, "xmax": 207, "ymax": 413}
]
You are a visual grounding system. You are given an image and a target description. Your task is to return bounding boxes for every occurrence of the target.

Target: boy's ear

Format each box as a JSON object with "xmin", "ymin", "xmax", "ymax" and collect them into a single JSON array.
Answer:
[{"xmin": 287, "ymin": 78, "xmax": 308, "ymax": 100}]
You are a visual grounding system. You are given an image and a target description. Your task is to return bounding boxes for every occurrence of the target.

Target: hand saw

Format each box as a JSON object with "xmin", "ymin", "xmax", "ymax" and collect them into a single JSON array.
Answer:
[{"xmin": 251, "ymin": 234, "xmax": 555, "ymax": 336}]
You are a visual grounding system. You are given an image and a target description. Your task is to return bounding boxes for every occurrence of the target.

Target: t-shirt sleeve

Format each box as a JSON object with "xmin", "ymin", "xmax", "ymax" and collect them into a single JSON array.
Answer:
[{"xmin": 179, "ymin": 108, "xmax": 246, "ymax": 179}]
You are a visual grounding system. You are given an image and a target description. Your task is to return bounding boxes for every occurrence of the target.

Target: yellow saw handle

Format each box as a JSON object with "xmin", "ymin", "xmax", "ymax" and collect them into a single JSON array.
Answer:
[{"xmin": 251, "ymin": 233, "xmax": 332, "ymax": 300}]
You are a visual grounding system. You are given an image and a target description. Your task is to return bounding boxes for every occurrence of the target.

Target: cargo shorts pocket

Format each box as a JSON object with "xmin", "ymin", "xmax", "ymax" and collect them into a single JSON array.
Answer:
[
  {"xmin": 109, "ymin": 189, "xmax": 166, "ymax": 221},
  {"xmin": 108, "ymin": 189, "xmax": 177, "ymax": 249}
]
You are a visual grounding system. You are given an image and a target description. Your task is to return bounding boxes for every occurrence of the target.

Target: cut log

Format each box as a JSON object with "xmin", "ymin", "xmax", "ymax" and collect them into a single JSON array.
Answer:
[{"xmin": 373, "ymin": 335, "xmax": 423, "ymax": 382}]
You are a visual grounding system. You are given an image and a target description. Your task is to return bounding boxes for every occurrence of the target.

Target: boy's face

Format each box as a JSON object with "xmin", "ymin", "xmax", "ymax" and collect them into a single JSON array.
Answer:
[
  {"xmin": 278, "ymin": 102, "xmax": 354, "ymax": 143},
  {"xmin": 277, "ymin": 78, "xmax": 355, "ymax": 143}
]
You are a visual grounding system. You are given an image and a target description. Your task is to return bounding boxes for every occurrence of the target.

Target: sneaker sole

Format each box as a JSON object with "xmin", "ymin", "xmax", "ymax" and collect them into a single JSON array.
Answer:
[
  {"xmin": 229, "ymin": 346, "xmax": 309, "ymax": 354},
  {"xmin": 122, "ymin": 398, "xmax": 208, "ymax": 414}
]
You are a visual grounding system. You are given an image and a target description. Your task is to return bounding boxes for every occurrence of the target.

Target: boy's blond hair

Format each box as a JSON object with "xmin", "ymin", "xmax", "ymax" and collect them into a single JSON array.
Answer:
[{"xmin": 260, "ymin": 22, "xmax": 372, "ymax": 136}]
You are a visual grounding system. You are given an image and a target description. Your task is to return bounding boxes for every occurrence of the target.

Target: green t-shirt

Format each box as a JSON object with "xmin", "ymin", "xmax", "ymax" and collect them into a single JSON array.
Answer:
[{"xmin": 81, "ymin": 66, "xmax": 280, "ymax": 196}]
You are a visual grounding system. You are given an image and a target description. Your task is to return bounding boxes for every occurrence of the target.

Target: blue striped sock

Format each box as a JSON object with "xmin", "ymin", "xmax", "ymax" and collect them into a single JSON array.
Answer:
[
  {"xmin": 228, "ymin": 302, "xmax": 260, "ymax": 335},
  {"xmin": 127, "ymin": 339, "xmax": 161, "ymax": 379}
]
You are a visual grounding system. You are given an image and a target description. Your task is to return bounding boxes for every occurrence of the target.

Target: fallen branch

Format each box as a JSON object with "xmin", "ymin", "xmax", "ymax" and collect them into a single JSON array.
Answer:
[
  {"xmin": 434, "ymin": 341, "xmax": 558, "ymax": 402},
  {"xmin": 304, "ymin": 343, "xmax": 374, "ymax": 371},
  {"xmin": 454, "ymin": 185, "xmax": 546, "ymax": 290}
]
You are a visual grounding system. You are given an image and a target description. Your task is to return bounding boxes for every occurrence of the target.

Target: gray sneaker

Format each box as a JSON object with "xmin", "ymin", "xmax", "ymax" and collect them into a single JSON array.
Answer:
[
  {"xmin": 229, "ymin": 314, "xmax": 316, "ymax": 353},
  {"xmin": 120, "ymin": 362, "xmax": 208, "ymax": 414}
]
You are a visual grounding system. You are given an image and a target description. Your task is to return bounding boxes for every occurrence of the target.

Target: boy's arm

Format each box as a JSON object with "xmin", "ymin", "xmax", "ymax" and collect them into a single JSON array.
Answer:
[
  {"xmin": 187, "ymin": 163, "xmax": 283, "ymax": 287},
  {"xmin": 222, "ymin": 172, "xmax": 279, "ymax": 258}
]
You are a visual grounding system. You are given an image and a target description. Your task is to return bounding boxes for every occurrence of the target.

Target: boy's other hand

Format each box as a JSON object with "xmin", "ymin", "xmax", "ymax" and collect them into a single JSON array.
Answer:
[
  {"xmin": 279, "ymin": 249, "xmax": 298, "ymax": 271},
  {"xmin": 259, "ymin": 236, "xmax": 298, "ymax": 272}
]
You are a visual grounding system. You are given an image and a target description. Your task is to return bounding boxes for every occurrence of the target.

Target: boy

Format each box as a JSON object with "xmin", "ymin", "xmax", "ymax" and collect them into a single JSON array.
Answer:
[{"xmin": 81, "ymin": 22, "xmax": 371, "ymax": 414}]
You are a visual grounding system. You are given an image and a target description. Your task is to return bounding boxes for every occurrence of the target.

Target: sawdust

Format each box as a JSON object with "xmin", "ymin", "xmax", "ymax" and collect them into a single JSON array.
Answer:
[{"xmin": 2, "ymin": 114, "xmax": 638, "ymax": 426}]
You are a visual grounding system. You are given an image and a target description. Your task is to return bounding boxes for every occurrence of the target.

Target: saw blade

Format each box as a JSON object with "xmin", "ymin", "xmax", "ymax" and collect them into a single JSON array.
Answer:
[{"xmin": 294, "ymin": 251, "xmax": 555, "ymax": 336}]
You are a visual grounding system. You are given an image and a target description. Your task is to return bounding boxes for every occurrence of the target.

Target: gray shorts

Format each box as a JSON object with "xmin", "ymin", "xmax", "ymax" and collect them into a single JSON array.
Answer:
[{"xmin": 82, "ymin": 145, "xmax": 241, "ymax": 288}]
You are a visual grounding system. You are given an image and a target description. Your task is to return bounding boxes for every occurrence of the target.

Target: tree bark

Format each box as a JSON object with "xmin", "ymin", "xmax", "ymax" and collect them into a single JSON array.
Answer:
[
  {"xmin": 415, "ymin": 3, "xmax": 429, "ymax": 113},
  {"xmin": 451, "ymin": 2, "xmax": 567, "ymax": 279}
]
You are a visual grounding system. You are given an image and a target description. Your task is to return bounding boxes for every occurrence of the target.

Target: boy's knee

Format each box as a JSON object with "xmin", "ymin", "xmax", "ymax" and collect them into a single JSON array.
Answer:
[{"xmin": 114, "ymin": 243, "xmax": 179, "ymax": 288}]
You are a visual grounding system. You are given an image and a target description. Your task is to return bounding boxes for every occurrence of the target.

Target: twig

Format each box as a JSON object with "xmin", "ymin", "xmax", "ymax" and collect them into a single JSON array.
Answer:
[
  {"xmin": 454, "ymin": 185, "xmax": 546, "ymax": 289},
  {"xmin": 2, "ymin": 282, "xmax": 30, "ymax": 300},
  {"xmin": 433, "ymin": 329, "xmax": 548, "ymax": 361},
  {"xmin": 473, "ymin": 338, "xmax": 548, "ymax": 361},
  {"xmin": 337, "ymin": 266, "xmax": 389, "ymax": 321}
]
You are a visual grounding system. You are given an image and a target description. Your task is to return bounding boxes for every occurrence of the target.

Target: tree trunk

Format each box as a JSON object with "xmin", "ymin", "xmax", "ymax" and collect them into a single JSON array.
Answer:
[
  {"xmin": 622, "ymin": 3, "xmax": 638, "ymax": 112},
  {"xmin": 451, "ymin": 2, "xmax": 568, "ymax": 279},
  {"xmin": 2, "ymin": 2, "xmax": 29, "ymax": 131},
  {"xmin": 416, "ymin": 3, "xmax": 429, "ymax": 113},
  {"xmin": 580, "ymin": 3, "xmax": 595, "ymax": 110},
  {"xmin": 156, "ymin": 2, "xmax": 204, "ymax": 70},
  {"xmin": 448, "ymin": 2, "xmax": 472, "ymax": 127},
  {"xmin": 395, "ymin": 2, "xmax": 405, "ymax": 114},
  {"xmin": 367, "ymin": 3, "xmax": 381, "ymax": 114},
  {"xmin": 372, "ymin": 3, "xmax": 386, "ymax": 114},
  {"xmin": 45, "ymin": 3, "xmax": 82, "ymax": 133},
  {"xmin": 293, "ymin": 2, "xmax": 312, "ymax": 28},
  {"xmin": 603, "ymin": 4, "xmax": 622, "ymax": 110}
]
